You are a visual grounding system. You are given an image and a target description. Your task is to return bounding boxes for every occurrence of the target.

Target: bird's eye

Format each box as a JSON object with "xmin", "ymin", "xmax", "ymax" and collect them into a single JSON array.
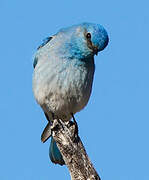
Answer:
[{"xmin": 86, "ymin": 33, "xmax": 91, "ymax": 39}]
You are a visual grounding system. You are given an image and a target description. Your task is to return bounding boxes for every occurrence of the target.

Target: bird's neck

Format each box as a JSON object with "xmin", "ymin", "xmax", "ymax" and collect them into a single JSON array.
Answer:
[{"xmin": 56, "ymin": 45, "xmax": 94, "ymax": 61}]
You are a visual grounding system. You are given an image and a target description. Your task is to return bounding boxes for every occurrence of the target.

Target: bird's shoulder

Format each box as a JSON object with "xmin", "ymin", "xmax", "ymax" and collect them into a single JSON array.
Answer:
[
  {"xmin": 37, "ymin": 36, "xmax": 53, "ymax": 50},
  {"xmin": 33, "ymin": 36, "xmax": 53, "ymax": 68}
]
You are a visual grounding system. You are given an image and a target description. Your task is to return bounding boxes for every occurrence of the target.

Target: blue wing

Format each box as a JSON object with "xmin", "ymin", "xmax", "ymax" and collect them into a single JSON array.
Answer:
[
  {"xmin": 37, "ymin": 36, "xmax": 53, "ymax": 50},
  {"xmin": 33, "ymin": 57, "xmax": 38, "ymax": 68},
  {"xmin": 33, "ymin": 36, "xmax": 53, "ymax": 68}
]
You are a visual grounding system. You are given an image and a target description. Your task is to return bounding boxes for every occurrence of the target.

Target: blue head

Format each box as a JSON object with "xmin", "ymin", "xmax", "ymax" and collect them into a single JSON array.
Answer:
[{"xmin": 58, "ymin": 22, "xmax": 109, "ymax": 59}]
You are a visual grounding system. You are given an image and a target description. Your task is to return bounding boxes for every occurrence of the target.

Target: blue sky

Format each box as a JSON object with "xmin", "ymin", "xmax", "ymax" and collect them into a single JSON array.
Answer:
[{"xmin": 1, "ymin": 0, "xmax": 149, "ymax": 179}]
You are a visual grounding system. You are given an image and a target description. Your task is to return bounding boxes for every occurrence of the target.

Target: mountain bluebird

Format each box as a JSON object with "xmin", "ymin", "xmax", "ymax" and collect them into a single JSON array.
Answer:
[{"xmin": 33, "ymin": 22, "xmax": 109, "ymax": 165}]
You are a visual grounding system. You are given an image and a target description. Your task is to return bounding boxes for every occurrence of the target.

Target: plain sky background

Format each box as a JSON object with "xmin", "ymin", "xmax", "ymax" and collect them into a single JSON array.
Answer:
[{"xmin": 0, "ymin": 0, "xmax": 149, "ymax": 179}]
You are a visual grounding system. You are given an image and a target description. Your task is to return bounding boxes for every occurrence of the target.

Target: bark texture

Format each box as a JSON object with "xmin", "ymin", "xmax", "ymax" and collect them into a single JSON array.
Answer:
[{"xmin": 51, "ymin": 119, "xmax": 101, "ymax": 180}]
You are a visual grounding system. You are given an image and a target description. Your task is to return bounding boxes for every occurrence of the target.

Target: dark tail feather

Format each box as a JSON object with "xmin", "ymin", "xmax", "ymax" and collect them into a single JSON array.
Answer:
[
  {"xmin": 41, "ymin": 122, "xmax": 51, "ymax": 143},
  {"xmin": 49, "ymin": 137, "xmax": 65, "ymax": 166}
]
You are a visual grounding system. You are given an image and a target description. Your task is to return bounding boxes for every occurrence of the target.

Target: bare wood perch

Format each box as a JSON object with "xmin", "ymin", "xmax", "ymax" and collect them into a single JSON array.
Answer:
[{"xmin": 51, "ymin": 119, "xmax": 101, "ymax": 180}]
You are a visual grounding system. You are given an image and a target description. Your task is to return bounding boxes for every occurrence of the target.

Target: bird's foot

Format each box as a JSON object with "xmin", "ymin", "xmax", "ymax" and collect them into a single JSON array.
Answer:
[{"xmin": 51, "ymin": 118, "xmax": 79, "ymax": 143}]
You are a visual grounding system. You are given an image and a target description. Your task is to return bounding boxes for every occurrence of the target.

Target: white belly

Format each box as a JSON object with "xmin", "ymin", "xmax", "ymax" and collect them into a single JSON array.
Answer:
[{"xmin": 33, "ymin": 58, "xmax": 95, "ymax": 121}]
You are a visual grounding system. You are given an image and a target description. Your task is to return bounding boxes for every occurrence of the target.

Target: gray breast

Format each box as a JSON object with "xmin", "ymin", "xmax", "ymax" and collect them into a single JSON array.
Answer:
[{"xmin": 33, "ymin": 56, "xmax": 95, "ymax": 121}]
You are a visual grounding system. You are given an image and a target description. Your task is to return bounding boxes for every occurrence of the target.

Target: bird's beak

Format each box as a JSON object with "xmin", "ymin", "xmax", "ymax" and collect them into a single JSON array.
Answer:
[
  {"xmin": 93, "ymin": 46, "xmax": 98, "ymax": 55},
  {"xmin": 87, "ymin": 40, "xmax": 99, "ymax": 55}
]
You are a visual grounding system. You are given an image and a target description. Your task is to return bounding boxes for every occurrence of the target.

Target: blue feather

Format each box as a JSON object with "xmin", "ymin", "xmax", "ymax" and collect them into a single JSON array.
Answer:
[
  {"xmin": 33, "ymin": 22, "xmax": 109, "ymax": 165},
  {"xmin": 49, "ymin": 137, "xmax": 65, "ymax": 165},
  {"xmin": 37, "ymin": 36, "xmax": 53, "ymax": 50}
]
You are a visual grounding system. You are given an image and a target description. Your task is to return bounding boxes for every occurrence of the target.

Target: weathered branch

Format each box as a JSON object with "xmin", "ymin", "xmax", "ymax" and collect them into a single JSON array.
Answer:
[{"xmin": 51, "ymin": 119, "xmax": 101, "ymax": 180}]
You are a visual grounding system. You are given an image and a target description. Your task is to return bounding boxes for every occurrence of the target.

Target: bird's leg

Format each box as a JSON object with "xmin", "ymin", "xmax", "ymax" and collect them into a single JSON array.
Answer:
[
  {"xmin": 45, "ymin": 112, "xmax": 55, "ymax": 122},
  {"xmin": 71, "ymin": 113, "xmax": 78, "ymax": 138},
  {"xmin": 51, "ymin": 112, "xmax": 55, "ymax": 121},
  {"xmin": 44, "ymin": 112, "xmax": 50, "ymax": 122},
  {"xmin": 71, "ymin": 113, "xmax": 76, "ymax": 122}
]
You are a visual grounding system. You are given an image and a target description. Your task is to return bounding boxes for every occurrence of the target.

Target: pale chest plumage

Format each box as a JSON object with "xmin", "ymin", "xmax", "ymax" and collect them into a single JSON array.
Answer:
[{"xmin": 33, "ymin": 55, "xmax": 95, "ymax": 121}]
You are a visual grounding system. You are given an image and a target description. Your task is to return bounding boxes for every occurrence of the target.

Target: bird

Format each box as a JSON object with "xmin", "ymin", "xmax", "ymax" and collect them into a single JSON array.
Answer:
[{"xmin": 32, "ymin": 22, "xmax": 109, "ymax": 165}]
